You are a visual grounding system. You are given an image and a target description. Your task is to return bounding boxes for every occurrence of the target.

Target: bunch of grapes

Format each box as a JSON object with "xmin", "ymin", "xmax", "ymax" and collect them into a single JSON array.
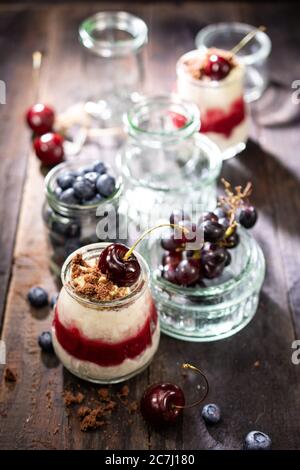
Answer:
[{"xmin": 160, "ymin": 180, "xmax": 257, "ymax": 287}]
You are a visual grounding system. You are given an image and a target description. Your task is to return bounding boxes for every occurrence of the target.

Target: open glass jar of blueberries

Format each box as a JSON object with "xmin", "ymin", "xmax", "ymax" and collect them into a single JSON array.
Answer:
[
  {"xmin": 120, "ymin": 95, "xmax": 222, "ymax": 239},
  {"xmin": 142, "ymin": 181, "xmax": 265, "ymax": 341},
  {"xmin": 43, "ymin": 157, "xmax": 122, "ymax": 276}
]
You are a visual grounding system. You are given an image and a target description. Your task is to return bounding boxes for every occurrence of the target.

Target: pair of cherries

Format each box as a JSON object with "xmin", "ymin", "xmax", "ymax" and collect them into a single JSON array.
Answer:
[{"xmin": 26, "ymin": 103, "xmax": 64, "ymax": 166}]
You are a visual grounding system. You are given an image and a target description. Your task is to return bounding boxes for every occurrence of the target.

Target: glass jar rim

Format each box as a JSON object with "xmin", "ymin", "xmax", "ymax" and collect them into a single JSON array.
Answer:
[
  {"xmin": 61, "ymin": 242, "xmax": 150, "ymax": 309},
  {"xmin": 176, "ymin": 49, "xmax": 245, "ymax": 88},
  {"xmin": 125, "ymin": 94, "xmax": 201, "ymax": 143},
  {"xmin": 44, "ymin": 157, "xmax": 123, "ymax": 217},
  {"xmin": 151, "ymin": 228, "xmax": 265, "ymax": 299},
  {"xmin": 121, "ymin": 131, "xmax": 222, "ymax": 192},
  {"xmin": 79, "ymin": 11, "xmax": 148, "ymax": 57},
  {"xmin": 195, "ymin": 22, "xmax": 272, "ymax": 66}
]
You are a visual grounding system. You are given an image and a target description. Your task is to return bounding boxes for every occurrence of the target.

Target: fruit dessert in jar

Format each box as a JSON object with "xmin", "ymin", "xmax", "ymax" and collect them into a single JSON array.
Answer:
[
  {"xmin": 52, "ymin": 241, "xmax": 159, "ymax": 383},
  {"xmin": 176, "ymin": 48, "xmax": 248, "ymax": 159},
  {"xmin": 43, "ymin": 156, "xmax": 123, "ymax": 276}
]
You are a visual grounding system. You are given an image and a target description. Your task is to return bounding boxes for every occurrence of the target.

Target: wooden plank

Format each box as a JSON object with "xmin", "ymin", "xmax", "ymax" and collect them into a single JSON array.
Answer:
[{"xmin": 0, "ymin": 1, "xmax": 300, "ymax": 451}]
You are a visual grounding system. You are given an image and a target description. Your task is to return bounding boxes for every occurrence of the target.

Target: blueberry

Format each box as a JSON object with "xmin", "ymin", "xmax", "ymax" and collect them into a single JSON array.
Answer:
[
  {"xmin": 54, "ymin": 186, "xmax": 62, "ymax": 198},
  {"xmin": 73, "ymin": 179, "xmax": 96, "ymax": 201},
  {"xmin": 57, "ymin": 172, "xmax": 75, "ymax": 190},
  {"xmin": 28, "ymin": 287, "xmax": 49, "ymax": 308},
  {"xmin": 96, "ymin": 174, "xmax": 116, "ymax": 197},
  {"xmin": 59, "ymin": 188, "xmax": 79, "ymax": 205},
  {"xmin": 50, "ymin": 294, "xmax": 58, "ymax": 309},
  {"xmin": 38, "ymin": 331, "xmax": 54, "ymax": 353},
  {"xmin": 201, "ymin": 403, "xmax": 221, "ymax": 424},
  {"xmin": 52, "ymin": 220, "xmax": 80, "ymax": 238},
  {"xmin": 84, "ymin": 171, "xmax": 99, "ymax": 186},
  {"xmin": 82, "ymin": 193, "xmax": 103, "ymax": 205},
  {"xmin": 93, "ymin": 160, "xmax": 106, "ymax": 174},
  {"xmin": 244, "ymin": 431, "xmax": 272, "ymax": 450}
]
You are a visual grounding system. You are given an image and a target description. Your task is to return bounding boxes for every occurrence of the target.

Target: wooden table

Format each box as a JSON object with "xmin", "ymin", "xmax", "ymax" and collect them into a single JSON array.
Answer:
[{"xmin": 1, "ymin": 1, "xmax": 300, "ymax": 450}]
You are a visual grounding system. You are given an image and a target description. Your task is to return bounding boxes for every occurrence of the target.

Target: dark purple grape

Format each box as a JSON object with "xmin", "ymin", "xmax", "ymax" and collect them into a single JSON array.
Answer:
[
  {"xmin": 177, "ymin": 220, "xmax": 199, "ymax": 244},
  {"xmin": 161, "ymin": 233, "xmax": 184, "ymax": 252},
  {"xmin": 170, "ymin": 210, "xmax": 190, "ymax": 225},
  {"xmin": 224, "ymin": 250, "xmax": 231, "ymax": 266},
  {"xmin": 175, "ymin": 259, "xmax": 200, "ymax": 286},
  {"xmin": 162, "ymin": 251, "xmax": 182, "ymax": 267},
  {"xmin": 238, "ymin": 205, "xmax": 257, "ymax": 229},
  {"xmin": 202, "ymin": 220, "xmax": 226, "ymax": 243},
  {"xmin": 201, "ymin": 211, "xmax": 218, "ymax": 223},
  {"xmin": 224, "ymin": 232, "xmax": 240, "ymax": 249},
  {"xmin": 162, "ymin": 263, "xmax": 178, "ymax": 284},
  {"xmin": 201, "ymin": 245, "xmax": 227, "ymax": 279}
]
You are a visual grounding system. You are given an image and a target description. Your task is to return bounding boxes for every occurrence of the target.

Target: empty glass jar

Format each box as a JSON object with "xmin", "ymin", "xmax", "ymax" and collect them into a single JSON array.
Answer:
[
  {"xmin": 119, "ymin": 95, "xmax": 222, "ymax": 239},
  {"xmin": 79, "ymin": 11, "xmax": 148, "ymax": 128},
  {"xmin": 195, "ymin": 22, "xmax": 272, "ymax": 103}
]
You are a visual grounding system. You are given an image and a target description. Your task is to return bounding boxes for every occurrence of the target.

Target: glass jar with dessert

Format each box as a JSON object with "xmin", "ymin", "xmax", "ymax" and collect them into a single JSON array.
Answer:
[
  {"xmin": 142, "ymin": 181, "xmax": 265, "ymax": 342},
  {"xmin": 120, "ymin": 94, "xmax": 222, "ymax": 240},
  {"xmin": 52, "ymin": 241, "xmax": 159, "ymax": 383},
  {"xmin": 79, "ymin": 11, "xmax": 148, "ymax": 129},
  {"xmin": 195, "ymin": 23, "xmax": 272, "ymax": 103},
  {"xmin": 43, "ymin": 156, "xmax": 123, "ymax": 276},
  {"xmin": 176, "ymin": 48, "xmax": 248, "ymax": 159}
]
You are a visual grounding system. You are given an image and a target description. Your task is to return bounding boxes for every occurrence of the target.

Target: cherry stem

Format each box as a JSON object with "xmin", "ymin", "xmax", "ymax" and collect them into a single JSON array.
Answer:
[
  {"xmin": 173, "ymin": 363, "xmax": 209, "ymax": 410},
  {"xmin": 123, "ymin": 224, "xmax": 189, "ymax": 261},
  {"xmin": 32, "ymin": 51, "xmax": 42, "ymax": 103},
  {"xmin": 230, "ymin": 25, "xmax": 266, "ymax": 56}
]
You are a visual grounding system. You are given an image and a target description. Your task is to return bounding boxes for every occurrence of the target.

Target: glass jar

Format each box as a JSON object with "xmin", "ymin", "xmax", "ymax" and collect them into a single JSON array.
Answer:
[
  {"xmin": 143, "ymin": 228, "xmax": 265, "ymax": 342},
  {"xmin": 52, "ymin": 243, "xmax": 160, "ymax": 383},
  {"xmin": 119, "ymin": 95, "xmax": 222, "ymax": 239},
  {"xmin": 43, "ymin": 157, "xmax": 123, "ymax": 277},
  {"xmin": 195, "ymin": 23, "xmax": 272, "ymax": 103},
  {"xmin": 176, "ymin": 50, "xmax": 249, "ymax": 160},
  {"xmin": 79, "ymin": 11, "xmax": 148, "ymax": 128}
]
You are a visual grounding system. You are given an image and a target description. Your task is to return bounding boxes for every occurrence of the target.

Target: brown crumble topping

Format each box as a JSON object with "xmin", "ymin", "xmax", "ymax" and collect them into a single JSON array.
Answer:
[
  {"xmin": 70, "ymin": 253, "xmax": 130, "ymax": 301},
  {"xmin": 4, "ymin": 367, "xmax": 17, "ymax": 383},
  {"xmin": 254, "ymin": 360, "xmax": 260, "ymax": 368},
  {"xmin": 63, "ymin": 390, "xmax": 85, "ymax": 406}
]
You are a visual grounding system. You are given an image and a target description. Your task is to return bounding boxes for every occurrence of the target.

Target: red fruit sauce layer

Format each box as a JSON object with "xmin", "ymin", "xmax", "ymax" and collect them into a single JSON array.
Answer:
[
  {"xmin": 171, "ymin": 96, "xmax": 245, "ymax": 138},
  {"xmin": 53, "ymin": 303, "xmax": 158, "ymax": 367}
]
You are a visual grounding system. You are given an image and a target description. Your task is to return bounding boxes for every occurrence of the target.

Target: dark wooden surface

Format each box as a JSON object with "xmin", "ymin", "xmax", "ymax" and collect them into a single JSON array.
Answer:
[{"xmin": 1, "ymin": 1, "xmax": 300, "ymax": 450}]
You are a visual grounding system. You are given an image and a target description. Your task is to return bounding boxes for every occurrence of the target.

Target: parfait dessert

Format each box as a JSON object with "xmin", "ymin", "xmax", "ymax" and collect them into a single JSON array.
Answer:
[
  {"xmin": 176, "ymin": 48, "xmax": 248, "ymax": 159},
  {"xmin": 52, "ymin": 242, "xmax": 159, "ymax": 383}
]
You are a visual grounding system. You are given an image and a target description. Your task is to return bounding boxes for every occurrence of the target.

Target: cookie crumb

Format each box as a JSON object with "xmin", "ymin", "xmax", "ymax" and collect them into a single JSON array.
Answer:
[
  {"xmin": 254, "ymin": 360, "xmax": 260, "ymax": 368},
  {"xmin": 63, "ymin": 390, "xmax": 85, "ymax": 406}
]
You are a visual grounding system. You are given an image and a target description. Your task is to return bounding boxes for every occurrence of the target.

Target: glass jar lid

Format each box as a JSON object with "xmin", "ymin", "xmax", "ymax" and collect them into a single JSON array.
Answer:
[{"xmin": 79, "ymin": 11, "xmax": 148, "ymax": 58}]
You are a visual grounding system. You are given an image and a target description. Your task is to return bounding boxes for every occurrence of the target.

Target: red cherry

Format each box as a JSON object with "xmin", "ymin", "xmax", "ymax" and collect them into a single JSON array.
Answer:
[
  {"xmin": 33, "ymin": 132, "xmax": 64, "ymax": 166},
  {"xmin": 203, "ymin": 54, "xmax": 232, "ymax": 81},
  {"xmin": 98, "ymin": 243, "xmax": 141, "ymax": 287},
  {"xmin": 140, "ymin": 383, "xmax": 185, "ymax": 428},
  {"xmin": 26, "ymin": 103, "xmax": 55, "ymax": 135}
]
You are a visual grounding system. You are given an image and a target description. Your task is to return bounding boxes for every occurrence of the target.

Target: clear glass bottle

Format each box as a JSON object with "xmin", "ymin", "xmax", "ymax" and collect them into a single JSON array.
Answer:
[
  {"xmin": 177, "ymin": 49, "xmax": 249, "ymax": 159},
  {"xmin": 120, "ymin": 94, "xmax": 222, "ymax": 239},
  {"xmin": 195, "ymin": 22, "xmax": 272, "ymax": 103},
  {"xmin": 43, "ymin": 157, "xmax": 123, "ymax": 277},
  {"xmin": 144, "ymin": 228, "xmax": 265, "ymax": 342},
  {"xmin": 79, "ymin": 11, "xmax": 148, "ymax": 128},
  {"xmin": 52, "ymin": 243, "xmax": 160, "ymax": 383}
]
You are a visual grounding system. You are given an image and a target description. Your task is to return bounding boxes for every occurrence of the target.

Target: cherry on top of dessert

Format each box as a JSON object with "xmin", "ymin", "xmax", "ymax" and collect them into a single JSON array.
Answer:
[
  {"xmin": 203, "ymin": 52, "xmax": 233, "ymax": 81},
  {"xmin": 98, "ymin": 243, "xmax": 141, "ymax": 288}
]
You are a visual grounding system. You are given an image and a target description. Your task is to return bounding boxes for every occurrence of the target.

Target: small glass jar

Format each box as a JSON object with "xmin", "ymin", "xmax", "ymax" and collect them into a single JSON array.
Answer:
[
  {"xmin": 176, "ymin": 50, "xmax": 248, "ymax": 160},
  {"xmin": 195, "ymin": 23, "xmax": 272, "ymax": 103},
  {"xmin": 43, "ymin": 157, "xmax": 123, "ymax": 277},
  {"xmin": 52, "ymin": 243, "xmax": 160, "ymax": 383},
  {"xmin": 144, "ymin": 228, "xmax": 265, "ymax": 342},
  {"xmin": 79, "ymin": 11, "xmax": 148, "ymax": 128},
  {"xmin": 120, "ymin": 95, "xmax": 222, "ymax": 238}
]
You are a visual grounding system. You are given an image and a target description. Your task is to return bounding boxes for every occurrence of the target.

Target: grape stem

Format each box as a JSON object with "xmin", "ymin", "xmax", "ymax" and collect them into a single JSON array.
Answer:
[{"xmin": 123, "ymin": 224, "xmax": 189, "ymax": 261}]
